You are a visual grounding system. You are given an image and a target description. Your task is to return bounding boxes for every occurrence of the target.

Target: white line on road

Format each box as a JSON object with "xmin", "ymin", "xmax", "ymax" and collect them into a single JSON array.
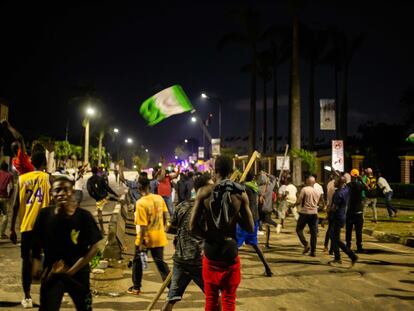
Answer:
[{"xmin": 366, "ymin": 241, "xmax": 412, "ymax": 254}]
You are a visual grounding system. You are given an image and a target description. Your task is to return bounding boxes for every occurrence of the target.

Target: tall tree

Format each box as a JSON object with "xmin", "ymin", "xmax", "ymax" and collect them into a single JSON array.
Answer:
[
  {"xmin": 218, "ymin": 8, "xmax": 262, "ymax": 155},
  {"xmin": 257, "ymin": 51, "xmax": 272, "ymax": 154}
]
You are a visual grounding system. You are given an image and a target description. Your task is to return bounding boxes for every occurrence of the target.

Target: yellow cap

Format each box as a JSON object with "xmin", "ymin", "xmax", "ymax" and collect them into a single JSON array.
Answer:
[{"xmin": 350, "ymin": 169, "xmax": 359, "ymax": 177}]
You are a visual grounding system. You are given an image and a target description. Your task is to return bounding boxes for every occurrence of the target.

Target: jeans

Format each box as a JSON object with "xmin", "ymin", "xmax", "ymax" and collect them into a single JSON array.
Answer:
[
  {"xmin": 203, "ymin": 256, "xmax": 240, "ymax": 311},
  {"xmin": 0, "ymin": 198, "xmax": 9, "ymax": 236},
  {"xmin": 132, "ymin": 246, "xmax": 170, "ymax": 290},
  {"xmin": 346, "ymin": 213, "xmax": 364, "ymax": 251},
  {"xmin": 324, "ymin": 218, "xmax": 332, "ymax": 249},
  {"xmin": 168, "ymin": 261, "xmax": 204, "ymax": 302},
  {"xmin": 163, "ymin": 196, "xmax": 174, "ymax": 217},
  {"xmin": 363, "ymin": 198, "xmax": 377, "ymax": 221},
  {"xmin": 384, "ymin": 191, "xmax": 397, "ymax": 217},
  {"xmin": 39, "ymin": 269, "xmax": 91, "ymax": 311},
  {"xmin": 331, "ymin": 221, "xmax": 357, "ymax": 261},
  {"xmin": 21, "ymin": 231, "xmax": 40, "ymax": 297},
  {"xmin": 296, "ymin": 213, "xmax": 318, "ymax": 254}
]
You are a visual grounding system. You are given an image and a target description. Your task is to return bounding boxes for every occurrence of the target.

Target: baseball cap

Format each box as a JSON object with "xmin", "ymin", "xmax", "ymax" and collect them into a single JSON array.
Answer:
[{"xmin": 350, "ymin": 169, "xmax": 359, "ymax": 177}]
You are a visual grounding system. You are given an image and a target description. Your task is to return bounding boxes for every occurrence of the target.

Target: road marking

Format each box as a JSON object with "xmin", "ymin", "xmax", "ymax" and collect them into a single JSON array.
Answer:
[{"xmin": 366, "ymin": 241, "xmax": 412, "ymax": 254}]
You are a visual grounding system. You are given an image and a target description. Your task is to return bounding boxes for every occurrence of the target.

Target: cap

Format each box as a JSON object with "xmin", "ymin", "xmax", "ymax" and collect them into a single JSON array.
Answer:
[{"xmin": 350, "ymin": 169, "xmax": 359, "ymax": 177}]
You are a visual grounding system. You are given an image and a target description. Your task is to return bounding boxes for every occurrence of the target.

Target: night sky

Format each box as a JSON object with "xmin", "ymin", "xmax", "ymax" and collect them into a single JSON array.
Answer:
[{"xmin": 1, "ymin": 1, "xmax": 413, "ymax": 161}]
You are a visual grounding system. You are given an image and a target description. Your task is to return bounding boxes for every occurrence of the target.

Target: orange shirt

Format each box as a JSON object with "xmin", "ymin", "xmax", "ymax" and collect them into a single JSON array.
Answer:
[{"xmin": 12, "ymin": 149, "xmax": 34, "ymax": 175}]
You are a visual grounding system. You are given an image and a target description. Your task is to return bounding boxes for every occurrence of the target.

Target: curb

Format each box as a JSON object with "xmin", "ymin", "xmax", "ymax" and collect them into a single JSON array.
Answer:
[{"xmin": 363, "ymin": 229, "xmax": 414, "ymax": 247}]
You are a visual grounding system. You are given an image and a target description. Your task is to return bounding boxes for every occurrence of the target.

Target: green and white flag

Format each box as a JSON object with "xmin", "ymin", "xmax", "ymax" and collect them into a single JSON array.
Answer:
[{"xmin": 140, "ymin": 85, "xmax": 193, "ymax": 126}]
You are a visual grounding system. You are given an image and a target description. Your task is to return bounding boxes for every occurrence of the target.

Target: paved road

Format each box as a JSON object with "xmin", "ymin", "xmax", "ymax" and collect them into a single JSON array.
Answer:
[{"xmin": 1, "ymin": 172, "xmax": 413, "ymax": 310}]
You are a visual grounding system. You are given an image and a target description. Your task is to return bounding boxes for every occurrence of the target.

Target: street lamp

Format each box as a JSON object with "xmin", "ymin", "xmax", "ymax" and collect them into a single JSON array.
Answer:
[
  {"xmin": 113, "ymin": 128, "xmax": 119, "ymax": 133},
  {"xmin": 84, "ymin": 107, "xmax": 96, "ymax": 165},
  {"xmin": 145, "ymin": 149, "xmax": 149, "ymax": 153},
  {"xmin": 191, "ymin": 116, "xmax": 197, "ymax": 123},
  {"xmin": 201, "ymin": 92, "xmax": 222, "ymax": 142},
  {"xmin": 127, "ymin": 137, "xmax": 133, "ymax": 144},
  {"xmin": 184, "ymin": 139, "xmax": 188, "ymax": 143}
]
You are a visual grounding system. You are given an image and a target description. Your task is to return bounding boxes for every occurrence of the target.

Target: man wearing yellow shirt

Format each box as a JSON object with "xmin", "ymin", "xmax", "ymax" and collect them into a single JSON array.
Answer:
[
  {"xmin": 128, "ymin": 176, "xmax": 170, "ymax": 295},
  {"xmin": 10, "ymin": 152, "xmax": 51, "ymax": 309}
]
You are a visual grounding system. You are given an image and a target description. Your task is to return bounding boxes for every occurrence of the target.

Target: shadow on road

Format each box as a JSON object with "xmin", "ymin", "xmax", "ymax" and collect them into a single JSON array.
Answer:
[
  {"xmin": 375, "ymin": 294, "xmax": 414, "ymax": 301},
  {"xmin": 0, "ymin": 302, "xmax": 21, "ymax": 307}
]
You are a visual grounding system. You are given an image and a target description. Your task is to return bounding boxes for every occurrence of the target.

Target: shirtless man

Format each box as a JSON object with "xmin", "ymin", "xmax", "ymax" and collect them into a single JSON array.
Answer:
[{"xmin": 190, "ymin": 156, "xmax": 254, "ymax": 311}]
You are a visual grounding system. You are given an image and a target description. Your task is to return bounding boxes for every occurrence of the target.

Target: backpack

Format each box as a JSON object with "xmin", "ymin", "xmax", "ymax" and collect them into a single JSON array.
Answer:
[
  {"xmin": 209, "ymin": 179, "xmax": 245, "ymax": 230},
  {"xmin": 365, "ymin": 176, "xmax": 378, "ymax": 198}
]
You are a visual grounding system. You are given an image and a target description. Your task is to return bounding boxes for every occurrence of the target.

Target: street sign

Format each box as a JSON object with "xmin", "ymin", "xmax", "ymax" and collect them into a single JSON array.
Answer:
[
  {"xmin": 198, "ymin": 146, "xmax": 205, "ymax": 159},
  {"xmin": 211, "ymin": 138, "xmax": 221, "ymax": 156},
  {"xmin": 332, "ymin": 140, "xmax": 344, "ymax": 172},
  {"xmin": 276, "ymin": 156, "xmax": 290, "ymax": 171},
  {"xmin": 320, "ymin": 99, "xmax": 336, "ymax": 130}
]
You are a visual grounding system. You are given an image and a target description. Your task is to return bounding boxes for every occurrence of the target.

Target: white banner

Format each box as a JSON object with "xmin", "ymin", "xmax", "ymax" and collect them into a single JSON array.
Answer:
[
  {"xmin": 276, "ymin": 156, "xmax": 290, "ymax": 171},
  {"xmin": 211, "ymin": 138, "xmax": 221, "ymax": 156},
  {"xmin": 332, "ymin": 140, "xmax": 344, "ymax": 172},
  {"xmin": 198, "ymin": 146, "xmax": 205, "ymax": 159},
  {"xmin": 320, "ymin": 99, "xmax": 336, "ymax": 130}
]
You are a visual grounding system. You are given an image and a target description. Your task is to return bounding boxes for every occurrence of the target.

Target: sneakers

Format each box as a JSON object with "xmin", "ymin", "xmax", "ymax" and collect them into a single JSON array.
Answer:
[
  {"xmin": 127, "ymin": 286, "xmax": 141, "ymax": 295},
  {"xmin": 351, "ymin": 256, "xmax": 359, "ymax": 267},
  {"xmin": 302, "ymin": 246, "xmax": 310, "ymax": 254},
  {"xmin": 309, "ymin": 252, "xmax": 316, "ymax": 257},
  {"xmin": 21, "ymin": 298, "xmax": 33, "ymax": 309},
  {"xmin": 265, "ymin": 269, "xmax": 274, "ymax": 277},
  {"xmin": 276, "ymin": 224, "xmax": 282, "ymax": 234}
]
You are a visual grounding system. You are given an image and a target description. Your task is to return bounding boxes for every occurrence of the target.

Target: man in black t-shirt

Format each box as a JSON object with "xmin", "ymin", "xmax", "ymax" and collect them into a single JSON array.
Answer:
[
  {"xmin": 32, "ymin": 175, "xmax": 102, "ymax": 311},
  {"xmin": 346, "ymin": 169, "xmax": 368, "ymax": 253}
]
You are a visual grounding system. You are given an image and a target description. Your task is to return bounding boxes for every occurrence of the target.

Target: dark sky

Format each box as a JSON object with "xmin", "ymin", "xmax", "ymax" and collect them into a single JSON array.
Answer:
[{"xmin": 1, "ymin": 1, "xmax": 413, "ymax": 161}]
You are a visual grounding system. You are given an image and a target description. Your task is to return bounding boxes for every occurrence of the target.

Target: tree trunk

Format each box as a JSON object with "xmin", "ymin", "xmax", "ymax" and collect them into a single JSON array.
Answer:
[
  {"xmin": 290, "ymin": 16, "xmax": 302, "ymax": 185},
  {"xmin": 98, "ymin": 131, "xmax": 104, "ymax": 166},
  {"xmin": 249, "ymin": 58, "xmax": 257, "ymax": 156},
  {"xmin": 335, "ymin": 63, "xmax": 339, "ymax": 139},
  {"xmin": 272, "ymin": 62, "xmax": 278, "ymax": 153},
  {"xmin": 340, "ymin": 62, "xmax": 349, "ymax": 140},
  {"xmin": 262, "ymin": 79, "xmax": 267, "ymax": 154},
  {"xmin": 308, "ymin": 57, "xmax": 315, "ymax": 150}
]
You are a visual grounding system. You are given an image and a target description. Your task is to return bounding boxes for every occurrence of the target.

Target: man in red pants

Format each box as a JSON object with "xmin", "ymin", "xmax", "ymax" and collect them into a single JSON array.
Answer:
[{"xmin": 190, "ymin": 156, "xmax": 254, "ymax": 311}]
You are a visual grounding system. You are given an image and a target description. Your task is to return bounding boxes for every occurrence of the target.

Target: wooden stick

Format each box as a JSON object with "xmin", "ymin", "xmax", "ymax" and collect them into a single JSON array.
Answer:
[
  {"xmin": 239, "ymin": 151, "xmax": 260, "ymax": 183},
  {"xmin": 146, "ymin": 270, "xmax": 173, "ymax": 311}
]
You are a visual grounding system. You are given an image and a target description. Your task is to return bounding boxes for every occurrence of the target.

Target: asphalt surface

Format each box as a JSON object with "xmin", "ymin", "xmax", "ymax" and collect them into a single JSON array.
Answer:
[{"xmin": 1, "ymin": 172, "xmax": 413, "ymax": 310}]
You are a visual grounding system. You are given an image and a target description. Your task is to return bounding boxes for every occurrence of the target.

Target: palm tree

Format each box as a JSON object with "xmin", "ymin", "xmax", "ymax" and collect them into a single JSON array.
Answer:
[
  {"xmin": 257, "ymin": 51, "xmax": 272, "ymax": 154},
  {"xmin": 300, "ymin": 25, "xmax": 330, "ymax": 149},
  {"xmin": 339, "ymin": 33, "xmax": 364, "ymax": 140},
  {"xmin": 218, "ymin": 8, "xmax": 262, "ymax": 155}
]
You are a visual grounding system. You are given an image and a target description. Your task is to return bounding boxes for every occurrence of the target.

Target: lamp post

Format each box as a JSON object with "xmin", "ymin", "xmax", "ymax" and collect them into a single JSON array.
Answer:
[
  {"xmin": 83, "ymin": 107, "xmax": 96, "ymax": 166},
  {"xmin": 201, "ymin": 92, "xmax": 222, "ymax": 142}
]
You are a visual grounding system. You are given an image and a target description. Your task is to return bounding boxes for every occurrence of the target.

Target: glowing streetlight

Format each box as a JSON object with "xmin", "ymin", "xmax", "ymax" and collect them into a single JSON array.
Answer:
[
  {"xmin": 184, "ymin": 139, "xmax": 188, "ymax": 143},
  {"xmin": 83, "ymin": 107, "xmax": 97, "ymax": 165},
  {"xmin": 191, "ymin": 116, "xmax": 197, "ymax": 123},
  {"xmin": 175, "ymin": 156, "xmax": 178, "ymax": 160},
  {"xmin": 200, "ymin": 92, "xmax": 222, "ymax": 141},
  {"xmin": 201, "ymin": 93, "xmax": 208, "ymax": 99},
  {"xmin": 86, "ymin": 107, "xmax": 95, "ymax": 116},
  {"xmin": 127, "ymin": 138, "xmax": 133, "ymax": 144},
  {"xmin": 145, "ymin": 149, "xmax": 149, "ymax": 153},
  {"xmin": 113, "ymin": 128, "xmax": 119, "ymax": 133}
]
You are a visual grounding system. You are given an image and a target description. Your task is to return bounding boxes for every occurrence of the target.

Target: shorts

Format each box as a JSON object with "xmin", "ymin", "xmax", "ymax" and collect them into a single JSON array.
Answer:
[
  {"xmin": 236, "ymin": 221, "xmax": 258, "ymax": 247},
  {"xmin": 167, "ymin": 261, "xmax": 204, "ymax": 302},
  {"xmin": 96, "ymin": 197, "xmax": 109, "ymax": 210}
]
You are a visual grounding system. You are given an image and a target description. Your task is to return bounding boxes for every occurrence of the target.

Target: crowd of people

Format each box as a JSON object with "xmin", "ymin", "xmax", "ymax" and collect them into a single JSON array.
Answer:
[{"xmin": 0, "ymin": 118, "xmax": 399, "ymax": 310}]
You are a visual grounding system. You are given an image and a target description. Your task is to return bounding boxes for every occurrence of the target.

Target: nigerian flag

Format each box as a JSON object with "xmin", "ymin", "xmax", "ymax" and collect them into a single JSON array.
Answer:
[{"xmin": 139, "ymin": 85, "xmax": 193, "ymax": 126}]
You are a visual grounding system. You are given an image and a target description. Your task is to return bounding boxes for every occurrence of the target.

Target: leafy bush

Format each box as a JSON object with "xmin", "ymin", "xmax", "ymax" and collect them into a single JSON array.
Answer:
[
  {"xmin": 390, "ymin": 183, "xmax": 414, "ymax": 199},
  {"xmin": 290, "ymin": 148, "xmax": 317, "ymax": 175}
]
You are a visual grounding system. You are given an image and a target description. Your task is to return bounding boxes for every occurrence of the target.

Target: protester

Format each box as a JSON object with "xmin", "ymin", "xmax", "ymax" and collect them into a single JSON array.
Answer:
[
  {"xmin": 330, "ymin": 175, "xmax": 358, "ymax": 266},
  {"xmin": 86, "ymin": 166, "xmax": 119, "ymax": 234},
  {"xmin": 323, "ymin": 174, "xmax": 337, "ymax": 253},
  {"xmin": 0, "ymin": 161, "xmax": 14, "ymax": 239},
  {"xmin": 161, "ymin": 174, "xmax": 211, "ymax": 311},
  {"xmin": 10, "ymin": 152, "xmax": 51, "ymax": 308},
  {"xmin": 128, "ymin": 176, "xmax": 170, "ymax": 295},
  {"xmin": 150, "ymin": 167, "xmax": 159, "ymax": 194},
  {"xmin": 362, "ymin": 168, "xmax": 378, "ymax": 223},
  {"xmin": 32, "ymin": 174, "xmax": 102, "ymax": 310},
  {"xmin": 237, "ymin": 171, "xmax": 273, "ymax": 277},
  {"xmin": 190, "ymin": 156, "xmax": 254, "ymax": 311},
  {"xmin": 277, "ymin": 177, "xmax": 299, "ymax": 233},
  {"xmin": 295, "ymin": 176, "xmax": 322, "ymax": 257},
  {"xmin": 346, "ymin": 169, "xmax": 368, "ymax": 253},
  {"xmin": 257, "ymin": 171, "xmax": 277, "ymax": 248},
  {"xmin": 157, "ymin": 166, "xmax": 179, "ymax": 217},
  {"xmin": 377, "ymin": 171, "xmax": 397, "ymax": 218},
  {"xmin": 73, "ymin": 164, "xmax": 87, "ymax": 207},
  {"xmin": 119, "ymin": 162, "xmax": 142, "ymax": 206}
]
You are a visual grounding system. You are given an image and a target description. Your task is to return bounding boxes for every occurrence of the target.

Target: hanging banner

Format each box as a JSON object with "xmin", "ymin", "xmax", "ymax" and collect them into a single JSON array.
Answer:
[
  {"xmin": 211, "ymin": 138, "xmax": 221, "ymax": 156},
  {"xmin": 320, "ymin": 99, "xmax": 336, "ymax": 130},
  {"xmin": 198, "ymin": 146, "xmax": 205, "ymax": 159},
  {"xmin": 332, "ymin": 140, "xmax": 344, "ymax": 172},
  {"xmin": 276, "ymin": 156, "xmax": 290, "ymax": 171}
]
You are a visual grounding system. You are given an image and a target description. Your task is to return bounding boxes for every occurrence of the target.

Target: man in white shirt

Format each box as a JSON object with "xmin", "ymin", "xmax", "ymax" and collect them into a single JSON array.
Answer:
[
  {"xmin": 295, "ymin": 176, "xmax": 322, "ymax": 257},
  {"xmin": 377, "ymin": 172, "xmax": 397, "ymax": 217},
  {"xmin": 74, "ymin": 164, "xmax": 87, "ymax": 207},
  {"xmin": 277, "ymin": 177, "xmax": 299, "ymax": 233}
]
